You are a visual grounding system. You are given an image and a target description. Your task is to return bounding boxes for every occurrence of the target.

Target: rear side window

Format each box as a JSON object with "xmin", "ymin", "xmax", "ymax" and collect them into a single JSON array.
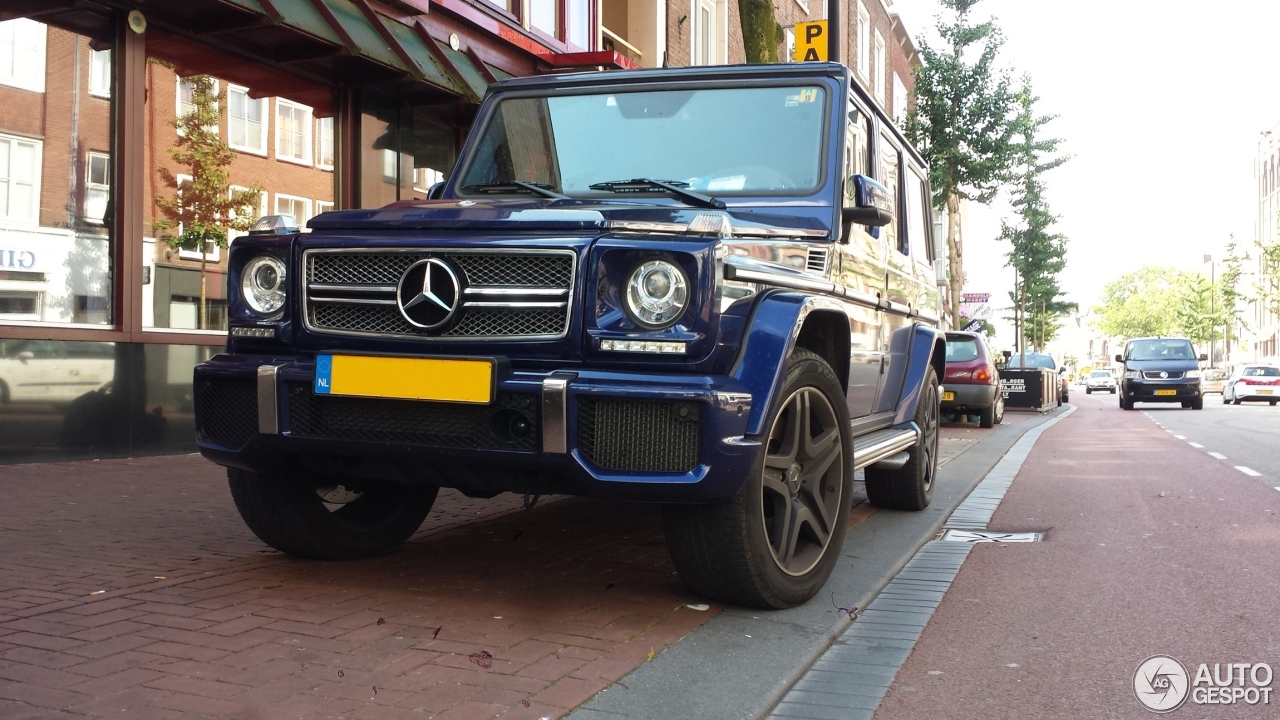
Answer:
[
  {"xmin": 945, "ymin": 337, "xmax": 979, "ymax": 362},
  {"xmin": 878, "ymin": 134, "xmax": 902, "ymax": 254},
  {"xmin": 1126, "ymin": 339, "xmax": 1194, "ymax": 361}
]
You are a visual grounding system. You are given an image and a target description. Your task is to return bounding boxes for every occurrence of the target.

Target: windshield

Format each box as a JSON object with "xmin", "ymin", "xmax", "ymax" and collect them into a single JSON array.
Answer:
[
  {"xmin": 1089, "ymin": 371, "xmax": 1111, "ymax": 378},
  {"xmin": 1125, "ymin": 339, "xmax": 1195, "ymax": 361},
  {"xmin": 945, "ymin": 338, "xmax": 979, "ymax": 362},
  {"xmin": 457, "ymin": 85, "xmax": 828, "ymax": 197},
  {"xmin": 1006, "ymin": 354, "xmax": 1055, "ymax": 369}
]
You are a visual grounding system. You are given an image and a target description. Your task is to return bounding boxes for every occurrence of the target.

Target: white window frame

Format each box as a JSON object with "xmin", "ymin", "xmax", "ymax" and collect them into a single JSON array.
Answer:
[
  {"xmin": 413, "ymin": 167, "xmax": 445, "ymax": 194},
  {"xmin": 175, "ymin": 77, "xmax": 220, "ymax": 137},
  {"xmin": 0, "ymin": 132, "xmax": 43, "ymax": 226},
  {"xmin": 892, "ymin": 73, "xmax": 908, "ymax": 124},
  {"xmin": 690, "ymin": 0, "xmax": 727, "ymax": 66},
  {"xmin": 275, "ymin": 99, "xmax": 313, "ymax": 166},
  {"xmin": 873, "ymin": 30, "xmax": 886, "ymax": 105},
  {"xmin": 173, "ymin": 173, "xmax": 222, "ymax": 262},
  {"xmin": 0, "ymin": 19, "xmax": 47, "ymax": 94},
  {"xmin": 315, "ymin": 116, "xmax": 334, "ymax": 171},
  {"xmin": 856, "ymin": 3, "xmax": 870, "ymax": 81},
  {"xmin": 89, "ymin": 48, "xmax": 111, "ymax": 98},
  {"xmin": 84, "ymin": 151, "xmax": 110, "ymax": 225},
  {"xmin": 784, "ymin": 27, "xmax": 795, "ymax": 63},
  {"xmin": 315, "ymin": 200, "xmax": 334, "ymax": 216},
  {"xmin": 227, "ymin": 186, "xmax": 268, "ymax": 243},
  {"xmin": 226, "ymin": 84, "xmax": 267, "ymax": 156},
  {"xmin": 274, "ymin": 193, "xmax": 312, "ymax": 231}
]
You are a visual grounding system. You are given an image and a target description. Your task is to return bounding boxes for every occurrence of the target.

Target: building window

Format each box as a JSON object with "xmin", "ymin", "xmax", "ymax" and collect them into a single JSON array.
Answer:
[
  {"xmin": 315, "ymin": 200, "xmax": 334, "ymax": 216},
  {"xmin": 0, "ymin": 134, "xmax": 41, "ymax": 224},
  {"xmin": 484, "ymin": 0, "xmax": 515, "ymax": 13},
  {"xmin": 85, "ymin": 151, "xmax": 109, "ymax": 224},
  {"xmin": 0, "ymin": 19, "xmax": 46, "ymax": 94},
  {"xmin": 316, "ymin": 117, "xmax": 334, "ymax": 170},
  {"xmin": 413, "ymin": 167, "xmax": 445, "ymax": 194},
  {"xmin": 0, "ymin": 291, "xmax": 41, "ymax": 320},
  {"xmin": 873, "ymin": 30, "xmax": 886, "ymax": 105},
  {"xmin": 692, "ymin": 0, "xmax": 721, "ymax": 66},
  {"xmin": 784, "ymin": 27, "xmax": 795, "ymax": 63},
  {"xmin": 275, "ymin": 193, "xmax": 312, "ymax": 230},
  {"xmin": 89, "ymin": 49, "xmax": 110, "ymax": 98},
  {"xmin": 530, "ymin": 0, "xmax": 559, "ymax": 39},
  {"xmin": 892, "ymin": 74, "xmax": 908, "ymax": 124},
  {"xmin": 171, "ymin": 174, "xmax": 221, "ymax": 262},
  {"xmin": 276, "ymin": 99, "xmax": 313, "ymax": 165},
  {"xmin": 176, "ymin": 77, "xmax": 219, "ymax": 135},
  {"xmin": 226, "ymin": 186, "xmax": 267, "ymax": 243},
  {"xmin": 227, "ymin": 85, "xmax": 267, "ymax": 155},
  {"xmin": 567, "ymin": 0, "xmax": 590, "ymax": 49},
  {"xmin": 856, "ymin": 3, "xmax": 870, "ymax": 81}
]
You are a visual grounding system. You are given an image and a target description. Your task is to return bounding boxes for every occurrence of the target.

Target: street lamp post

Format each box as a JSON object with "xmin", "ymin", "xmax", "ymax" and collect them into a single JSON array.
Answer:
[{"xmin": 1207, "ymin": 254, "xmax": 1216, "ymax": 368}]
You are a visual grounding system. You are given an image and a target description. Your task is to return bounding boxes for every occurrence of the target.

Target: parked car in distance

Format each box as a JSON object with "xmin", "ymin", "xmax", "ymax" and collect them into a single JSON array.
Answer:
[
  {"xmin": 1201, "ymin": 367, "xmax": 1228, "ymax": 394},
  {"xmin": 1222, "ymin": 365, "xmax": 1280, "ymax": 405},
  {"xmin": 1085, "ymin": 370, "xmax": 1116, "ymax": 394},
  {"xmin": 1115, "ymin": 336, "xmax": 1205, "ymax": 410},
  {"xmin": 1004, "ymin": 352, "xmax": 1068, "ymax": 405},
  {"xmin": 941, "ymin": 331, "xmax": 1002, "ymax": 428},
  {"xmin": 0, "ymin": 340, "xmax": 114, "ymax": 406}
]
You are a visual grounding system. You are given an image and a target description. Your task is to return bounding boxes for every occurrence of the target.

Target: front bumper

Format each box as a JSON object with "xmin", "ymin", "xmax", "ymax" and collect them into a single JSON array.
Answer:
[
  {"xmin": 940, "ymin": 382, "xmax": 998, "ymax": 413},
  {"xmin": 193, "ymin": 354, "xmax": 760, "ymax": 502},
  {"xmin": 1122, "ymin": 378, "xmax": 1201, "ymax": 403},
  {"xmin": 1086, "ymin": 382, "xmax": 1116, "ymax": 391}
]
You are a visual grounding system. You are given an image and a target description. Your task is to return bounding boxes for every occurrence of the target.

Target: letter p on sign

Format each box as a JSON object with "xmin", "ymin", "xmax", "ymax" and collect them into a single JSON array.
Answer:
[{"xmin": 794, "ymin": 21, "xmax": 828, "ymax": 62}]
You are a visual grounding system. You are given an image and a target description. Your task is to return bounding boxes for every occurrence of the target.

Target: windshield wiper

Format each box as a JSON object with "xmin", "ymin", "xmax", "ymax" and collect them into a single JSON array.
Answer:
[
  {"xmin": 461, "ymin": 181, "xmax": 569, "ymax": 200},
  {"xmin": 588, "ymin": 178, "xmax": 725, "ymax": 209}
]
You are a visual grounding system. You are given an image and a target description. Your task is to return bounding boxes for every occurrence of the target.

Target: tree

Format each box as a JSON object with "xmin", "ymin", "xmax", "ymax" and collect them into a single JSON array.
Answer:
[
  {"xmin": 999, "ymin": 76, "xmax": 1070, "ymax": 350},
  {"xmin": 154, "ymin": 75, "xmax": 262, "ymax": 330},
  {"xmin": 1218, "ymin": 238, "xmax": 1248, "ymax": 348},
  {"xmin": 905, "ymin": 0, "xmax": 1017, "ymax": 327},
  {"xmin": 1257, "ymin": 236, "xmax": 1280, "ymax": 328},
  {"xmin": 739, "ymin": 0, "xmax": 782, "ymax": 63},
  {"xmin": 1094, "ymin": 266, "xmax": 1225, "ymax": 344}
]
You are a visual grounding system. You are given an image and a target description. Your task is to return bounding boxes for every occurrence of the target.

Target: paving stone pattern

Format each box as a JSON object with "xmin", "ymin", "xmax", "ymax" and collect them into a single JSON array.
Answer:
[{"xmin": 0, "ymin": 455, "xmax": 717, "ymax": 719}]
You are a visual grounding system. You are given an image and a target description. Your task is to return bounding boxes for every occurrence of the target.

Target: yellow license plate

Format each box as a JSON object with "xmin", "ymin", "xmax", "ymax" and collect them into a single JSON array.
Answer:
[
  {"xmin": 1154, "ymin": 389, "xmax": 1177, "ymax": 396},
  {"xmin": 942, "ymin": 391, "xmax": 955, "ymax": 401},
  {"xmin": 314, "ymin": 355, "xmax": 493, "ymax": 404},
  {"xmin": 1260, "ymin": 389, "xmax": 1274, "ymax": 395}
]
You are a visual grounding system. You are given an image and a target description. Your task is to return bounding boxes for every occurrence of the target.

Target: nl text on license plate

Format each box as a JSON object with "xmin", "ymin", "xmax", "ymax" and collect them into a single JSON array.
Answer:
[
  {"xmin": 314, "ymin": 355, "xmax": 494, "ymax": 404},
  {"xmin": 1154, "ymin": 389, "xmax": 1177, "ymax": 396},
  {"xmin": 941, "ymin": 391, "xmax": 955, "ymax": 401}
]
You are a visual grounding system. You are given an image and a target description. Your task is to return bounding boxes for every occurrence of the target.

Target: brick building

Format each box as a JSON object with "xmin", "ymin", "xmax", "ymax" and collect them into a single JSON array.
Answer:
[{"xmin": 1251, "ymin": 126, "xmax": 1280, "ymax": 362}]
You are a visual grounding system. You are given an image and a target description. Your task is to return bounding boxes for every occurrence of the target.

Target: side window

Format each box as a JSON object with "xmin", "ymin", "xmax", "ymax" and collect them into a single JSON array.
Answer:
[
  {"xmin": 844, "ymin": 101, "xmax": 870, "ymax": 205},
  {"xmin": 905, "ymin": 167, "xmax": 931, "ymax": 264},
  {"xmin": 878, "ymin": 134, "xmax": 902, "ymax": 254}
]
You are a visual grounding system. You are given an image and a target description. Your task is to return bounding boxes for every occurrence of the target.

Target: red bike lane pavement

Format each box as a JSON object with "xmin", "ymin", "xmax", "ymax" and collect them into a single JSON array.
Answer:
[{"xmin": 875, "ymin": 393, "xmax": 1280, "ymax": 719}]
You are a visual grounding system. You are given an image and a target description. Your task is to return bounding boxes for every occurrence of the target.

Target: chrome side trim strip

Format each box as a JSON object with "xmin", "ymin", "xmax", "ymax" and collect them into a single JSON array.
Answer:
[
  {"xmin": 541, "ymin": 373, "xmax": 576, "ymax": 454},
  {"xmin": 463, "ymin": 301, "xmax": 567, "ymax": 309},
  {"xmin": 308, "ymin": 283, "xmax": 396, "ymax": 293},
  {"xmin": 851, "ymin": 427, "xmax": 918, "ymax": 470},
  {"xmin": 309, "ymin": 297, "xmax": 398, "ymax": 306},
  {"xmin": 731, "ymin": 226, "xmax": 829, "ymax": 239},
  {"xmin": 463, "ymin": 287, "xmax": 569, "ymax": 296},
  {"xmin": 725, "ymin": 263, "xmax": 838, "ymax": 294},
  {"xmin": 257, "ymin": 365, "xmax": 280, "ymax": 435}
]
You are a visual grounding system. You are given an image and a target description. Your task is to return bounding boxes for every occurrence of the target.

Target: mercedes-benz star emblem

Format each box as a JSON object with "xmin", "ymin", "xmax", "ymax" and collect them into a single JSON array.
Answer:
[{"xmin": 397, "ymin": 258, "xmax": 461, "ymax": 329}]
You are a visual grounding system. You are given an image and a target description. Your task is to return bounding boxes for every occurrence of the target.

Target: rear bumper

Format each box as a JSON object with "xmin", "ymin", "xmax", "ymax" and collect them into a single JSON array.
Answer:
[
  {"xmin": 193, "ymin": 354, "xmax": 761, "ymax": 502},
  {"xmin": 940, "ymin": 382, "xmax": 997, "ymax": 413}
]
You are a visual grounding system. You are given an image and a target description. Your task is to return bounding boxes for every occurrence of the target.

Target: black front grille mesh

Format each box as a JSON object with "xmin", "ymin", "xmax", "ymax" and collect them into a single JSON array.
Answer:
[
  {"xmin": 310, "ymin": 304, "xmax": 567, "ymax": 338},
  {"xmin": 287, "ymin": 385, "xmax": 539, "ymax": 451},
  {"xmin": 196, "ymin": 377, "xmax": 258, "ymax": 448},
  {"xmin": 578, "ymin": 397, "xmax": 701, "ymax": 473}
]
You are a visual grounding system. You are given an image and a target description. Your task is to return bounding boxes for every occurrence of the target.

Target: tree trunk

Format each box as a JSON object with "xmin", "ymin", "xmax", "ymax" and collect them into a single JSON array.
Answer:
[
  {"xmin": 946, "ymin": 192, "xmax": 962, "ymax": 328},
  {"xmin": 199, "ymin": 235, "xmax": 208, "ymax": 331}
]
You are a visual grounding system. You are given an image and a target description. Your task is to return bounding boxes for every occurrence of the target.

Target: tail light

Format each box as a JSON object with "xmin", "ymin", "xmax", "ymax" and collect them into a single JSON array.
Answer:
[{"xmin": 973, "ymin": 364, "xmax": 994, "ymax": 383}]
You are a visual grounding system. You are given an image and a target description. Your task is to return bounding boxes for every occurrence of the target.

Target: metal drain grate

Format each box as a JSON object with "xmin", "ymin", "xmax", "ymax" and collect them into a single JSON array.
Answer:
[{"xmin": 941, "ymin": 529, "xmax": 1044, "ymax": 543}]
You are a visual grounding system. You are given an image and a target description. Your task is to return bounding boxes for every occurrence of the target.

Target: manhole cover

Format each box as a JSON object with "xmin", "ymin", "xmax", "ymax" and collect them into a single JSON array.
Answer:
[{"xmin": 942, "ymin": 530, "xmax": 1043, "ymax": 543}]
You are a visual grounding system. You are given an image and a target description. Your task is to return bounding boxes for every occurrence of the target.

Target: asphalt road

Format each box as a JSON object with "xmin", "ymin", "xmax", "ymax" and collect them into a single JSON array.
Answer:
[{"xmin": 1117, "ymin": 389, "xmax": 1280, "ymax": 491}]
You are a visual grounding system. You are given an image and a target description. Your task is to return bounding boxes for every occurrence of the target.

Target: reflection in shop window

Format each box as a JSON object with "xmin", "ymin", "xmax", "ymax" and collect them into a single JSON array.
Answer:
[
  {"xmin": 0, "ymin": 134, "xmax": 40, "ymax": 224},
  {"xmin": 84, "ymin": 151, "xmax": 109, "ymax": 224},
  {"xmin": 0, "ymin": 292, "xmax": 40, "ymax": 320},
  {"xmin": 227, "ymin": 85, "xmax": 267, "ymax": 155},
  {"xmin": 176, "ymin": 77, "xmax": 219, "ymax": 136},
  {"xmin": 315, "ymin": 200, "xmax": 333, "ymax": 217},
  {"xmin": 89, "ymin": 49, "xmax": 110, "ymax": 98},
  {"xmin": 275, "ymin": 194, "xmax": 311, "ymax": 230},
  {"xmin": 316, "ymin": 117, "xmax": 334, "ymax": 170},
  {"xmin": 276, "ymin": 99, "xmax": 312, "ymax": 165},
  {"xmin": 0, "ymin": 19, "xmax": 46, "ymax": 94},
  {"xmin": 413, "ymin": 167, "xmax": 445, "ymax": 194}
]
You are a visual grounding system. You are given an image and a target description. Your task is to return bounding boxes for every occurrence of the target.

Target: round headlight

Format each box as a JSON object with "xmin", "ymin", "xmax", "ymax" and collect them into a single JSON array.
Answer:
[
  {"xmin": 625, "ymin": 258, "xmax": 689, "ymax": 329},
  {"xmin": 241, "ymin": 255, "xmax": 287, "ymax": 316}
]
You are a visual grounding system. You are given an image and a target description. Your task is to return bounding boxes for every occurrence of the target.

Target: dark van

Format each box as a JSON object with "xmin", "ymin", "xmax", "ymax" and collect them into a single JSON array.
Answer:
[{"xmin": 1116, "ymin": 337, "xmax": 1206, "ymax": 410}]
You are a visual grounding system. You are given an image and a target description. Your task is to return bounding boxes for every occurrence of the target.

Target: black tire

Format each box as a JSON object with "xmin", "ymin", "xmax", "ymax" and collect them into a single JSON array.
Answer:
[
  {"xmin": 1120, "ymin": 396, "xmax": 1134, "ymax": 410},
  {"xmin": 979, "ymin": 392, "xmax": 1002, "ymax": 429},
  {"xmin": 662, "ymin": 349, "xmax": 852, "ymax": 609},
  {"xmin": 1111, "ymin": 388, "xmax": 1116, "ymax": 394},
  {"xmin": 0, "ymin": 380, "xmax": 8, "ymax": 404},
  {"xmin": 1086, "ymin": 388, "xmax": 1092, "ymax": 395},
  {"xmin": 1271, "ymin": 400, "xmax": 1277, "ymax": 407},
  {"xmin": 1181, "ymin": 401, "xmax": 1191, "ymax": 409},
  {"xmin": 865, "ymin": 364, "xmax": 939, "ymax": 512},
  {"xmin": 1223, "ymin": 393, "xmax": 1231, "ymax": 405},
  {"xmin": 1234, "ymin": 398, "xmax": 1243, "ymax": 405},
  {"xmin": 994, "ymin": 392, "xmax": 1005, "ymax": 425},
  {"xmin": 1191, "ymin": 396, "xmax": 1204, "ymax": 410},
  {"xmin": 228, "ymin": 468, "xmax": 437, "ymax": 560}
]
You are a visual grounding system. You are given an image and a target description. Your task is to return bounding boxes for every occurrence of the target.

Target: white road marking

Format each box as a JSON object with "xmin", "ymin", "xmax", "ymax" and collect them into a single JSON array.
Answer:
[
  {"xmin": 1209, "ymin": 452, "xmax": 1228, "ymax": 460},
  {"xmin": 1189, "ymin": 442, "xmax": 1204, "ymax": 448},
  {"xmin": 1175, "ymin": 435, "xmax": 1186, "ymax": 439},
  {"xmin": 1236, "ymin": 466, "xmax": 1262, "ymax": 477}
]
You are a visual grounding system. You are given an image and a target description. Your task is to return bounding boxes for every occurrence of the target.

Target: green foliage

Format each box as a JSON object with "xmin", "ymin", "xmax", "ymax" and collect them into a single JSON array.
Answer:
[
  {"xmin": 739, "ymin": 0, "xmax": 781, "ymax": 63},
  {"xmin": 1093, "ymin": 266, "xmax": 1229, "ymax": 345},
  {"xmin": 904, "ymin": 0, "xmax": 1017, "ymax": 326},
  {"xmin": 1257, "ymin": 236, "xmax": 1280, "ymax": 323},
  {"xmin": 1216, "ymin": 238, "xmax": 1248, "ymax": 342},
  {"xmin": 1000, "ymin": 76, "xmax": 1070, "ymax": 349}
]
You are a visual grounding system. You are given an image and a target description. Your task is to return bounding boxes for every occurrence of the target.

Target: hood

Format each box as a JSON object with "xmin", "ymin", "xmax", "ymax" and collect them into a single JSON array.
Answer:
[
  {"xmin": 1123, "ymin": 358, "xmax": 1200, "ymax": 372},
  {"xmin": 305, "ymin": 198, "xmax": 834, "ymax": 239}
]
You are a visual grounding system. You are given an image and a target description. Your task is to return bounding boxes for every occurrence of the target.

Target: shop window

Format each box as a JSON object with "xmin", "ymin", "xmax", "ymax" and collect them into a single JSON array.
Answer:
[
  {"xmin": 316, "ymin": 117, "xmax": 334, "ymax": 170},
  {"xmin": 0, "ymin": 19, "xmax": 46, "ymax": 93},
  {"xmin": 413, "ymin": 167, "xmax": 445, "ymax": 195},
  {"xmin": 275, "ymin": 193, "xmax": 312, "ymax": 230},
  {"xmin": 89, "ymin": 49, "xmax": 110, "ymax": 98},
  {"xmin": 227, "ymin": 85, "xmax": 267, "ymax": 155},
  {"xmin": 358, "ymin": 90, "xmax": 460, "ymax": 209},
  {"xmin": 0, "ymin": 134, "xmax": 41, "ymax": 224},
  {"xmin": 85, "ymin": 151, "xmax": 110, "ymax": 224},
  {"xmin": 276, "ymin": 99, "xmax": 313, "ymax": 165}
]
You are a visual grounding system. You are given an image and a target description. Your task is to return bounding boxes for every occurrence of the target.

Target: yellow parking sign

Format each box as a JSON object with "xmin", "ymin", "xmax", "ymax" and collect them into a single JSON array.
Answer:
[{"xmin": 794, "ymin": 21, "xmax": 828, "ymax": 62}]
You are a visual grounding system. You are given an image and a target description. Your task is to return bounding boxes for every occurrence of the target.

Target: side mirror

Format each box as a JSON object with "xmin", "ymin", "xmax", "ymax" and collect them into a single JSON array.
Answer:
[
  {"xmin": 1002, "ymin": 350, "xmax": 1013, "ymax": 360},
  {"xmin": 1058, "ymin": 367, "xmax": 1066, "ymax": 374},
  {"xmin": 1114, "ymin": 354, "xmax": 1123, "ymax": 363},
  {"xmin": 842, "ymin": 175, "xmax": 893, "ymax": 227},
  {"xmin": 1198, "ymin": 353, "xmax": 1208, "ymax": 362},
  {"xmin": 427, "ymin": 182, "xmax": 446, "ymax": 200}
]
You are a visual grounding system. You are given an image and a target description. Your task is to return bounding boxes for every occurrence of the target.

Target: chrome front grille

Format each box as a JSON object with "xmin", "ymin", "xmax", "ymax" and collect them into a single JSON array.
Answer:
[
  {"xmin": 304, "ymin": 249, "xmax": 575, "ymax": 340},
  {"xmin": 1143, "ymin": 371, "xmax": 1185, "ymax": 379}
]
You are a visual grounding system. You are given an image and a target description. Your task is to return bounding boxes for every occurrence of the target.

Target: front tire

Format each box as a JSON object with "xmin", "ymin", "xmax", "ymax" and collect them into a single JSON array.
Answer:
[
  {"xmin": 865, "ymin": 364, "xmax": 939, "ymax": 512},
  {"xmin": 1191, "ymin": 396, "xmax": 1204, "ymax": 410},
  {"xmin": 228, "ymin": 469, "xmax": 437, "ymax": 559},
  {"xmin": 663, "ymin": 349, "xmax": 852, "ymax": 609},
  {"xmin": 1086, "ymin": 388, "xmax": 1092, "ymax": 395}
]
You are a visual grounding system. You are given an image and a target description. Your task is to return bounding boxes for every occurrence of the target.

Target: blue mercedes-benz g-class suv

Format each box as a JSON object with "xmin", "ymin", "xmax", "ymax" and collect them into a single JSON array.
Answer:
[{"xmin": 195, "ymin": 62, "xmax": 944, "ymax": 609}]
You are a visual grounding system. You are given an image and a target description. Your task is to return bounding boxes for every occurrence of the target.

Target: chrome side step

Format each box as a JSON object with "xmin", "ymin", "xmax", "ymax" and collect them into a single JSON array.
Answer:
[{"xmin": 852, "ymin": 427, "xmax": 918, "ymax": 471}]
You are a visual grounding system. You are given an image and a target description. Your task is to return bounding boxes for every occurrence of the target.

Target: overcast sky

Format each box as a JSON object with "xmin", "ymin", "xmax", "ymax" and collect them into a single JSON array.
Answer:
[{"xmin": 891, "ymin": 0, "xmax": 1280, "ymax": 322}]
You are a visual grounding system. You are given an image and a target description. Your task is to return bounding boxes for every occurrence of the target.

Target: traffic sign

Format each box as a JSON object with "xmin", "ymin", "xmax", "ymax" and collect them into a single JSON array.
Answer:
[
  {"xmin": 961, "ymin": 319, "xmax": 983, "ymax": 332},
  {"xmin": 794, "ymin": 21, "xmax": 828, "ymax": 62}
]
